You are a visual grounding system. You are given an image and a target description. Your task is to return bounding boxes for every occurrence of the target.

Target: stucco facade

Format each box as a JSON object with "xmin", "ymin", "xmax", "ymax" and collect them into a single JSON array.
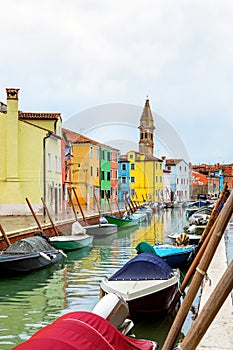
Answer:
[{"xmin": 0, "ymin": 88, "xmax": 62, "ymax": 215}]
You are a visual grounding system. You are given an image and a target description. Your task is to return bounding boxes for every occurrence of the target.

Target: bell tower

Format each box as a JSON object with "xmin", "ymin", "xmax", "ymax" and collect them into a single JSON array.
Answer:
[{"xmin": 138, "ymin": 98, "xmax": 155, "ymax": 155}]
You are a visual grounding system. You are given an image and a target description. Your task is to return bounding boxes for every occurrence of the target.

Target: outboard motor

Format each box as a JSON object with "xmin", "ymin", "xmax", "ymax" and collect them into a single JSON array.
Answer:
[{"xmin": 92, "ymin": 293, "xmax": 134, "ymax": 335}]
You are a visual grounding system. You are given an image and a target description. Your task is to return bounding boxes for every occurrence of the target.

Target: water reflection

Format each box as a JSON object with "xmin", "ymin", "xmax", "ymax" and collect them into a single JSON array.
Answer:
[{"xmin": 0, "ymin": 209, "xmax": 189, "ymax": 349}]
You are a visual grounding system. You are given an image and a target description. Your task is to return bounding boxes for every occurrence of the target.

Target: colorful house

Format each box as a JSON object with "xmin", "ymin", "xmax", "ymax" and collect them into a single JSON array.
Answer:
[
  {"xmin": 118, "ymin": 155, "xmax": 131, "ymax": 203},
  {"xmin": 165, "ymin": 158, "xmax": 190, "ymax": 202},
  {"xmin": 0, "ymin": 88, "xmax": 62, "ymax": 215},
  {"xmin": 126, "ymin": 151, "xmax": 163, "ymax": 203}
]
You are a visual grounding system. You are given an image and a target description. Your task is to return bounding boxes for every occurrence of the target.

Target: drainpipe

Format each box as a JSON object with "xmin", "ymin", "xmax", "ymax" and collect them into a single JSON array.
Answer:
[{"xmin": 43, "ymin": 132, "xmax": 51, "ymax": 217}]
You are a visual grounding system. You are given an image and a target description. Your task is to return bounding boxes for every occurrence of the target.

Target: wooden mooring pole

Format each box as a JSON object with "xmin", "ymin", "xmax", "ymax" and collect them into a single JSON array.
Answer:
[
  {"xmin": 178, "ymin": 259, "xmax": 233, "ymax": 350},
  {"xmin": 25, "ymin": 197, "xmax": 43, "ymax": 230},
  {"xmin": 41, "ymin": 197, "xmax": 59, "ymax": 236},
  {"xmin": 72, "ymin": 187, "xmax": 88, "ymax": 224},
  {"xmin": 0, "ymin": 224, "xmax": 11, "ymax": 247},
  {"xmin": 67, "ymin": 187, "xmax": 78, "ymax": 221},
  {"xmin": 161, "ymin": 189, "xmax": 233, "ymax": 350}
]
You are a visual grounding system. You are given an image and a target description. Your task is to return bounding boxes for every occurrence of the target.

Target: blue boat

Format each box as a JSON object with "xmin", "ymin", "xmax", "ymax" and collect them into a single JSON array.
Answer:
[{"xmin": 135, "ymin": 241, "xmax": 197, "ymax": 268}]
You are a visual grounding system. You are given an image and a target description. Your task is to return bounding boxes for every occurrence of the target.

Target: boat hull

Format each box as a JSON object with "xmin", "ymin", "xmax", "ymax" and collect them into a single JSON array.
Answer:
[
  {"xmin": 49, "ymin": 235, "xmax": 93, "ymax": 251},
  {"xmin": 105, "ymin": 215, "xmax": 139, "ymax": 228},
  {"xmin": 84, "ymin": 224, "xmax": 118, "ymax": 237},
  {"xmin": 100, "ymin": 275, "xmax": 179, "ymax": 318},
  {"xmin": 0, "ymin": 251, "xmax": 62, "ymax": 275}
]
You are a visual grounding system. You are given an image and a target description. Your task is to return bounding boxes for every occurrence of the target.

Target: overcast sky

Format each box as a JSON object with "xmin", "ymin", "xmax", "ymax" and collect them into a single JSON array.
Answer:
[{"xmin": 1, "ymin": 0, "xmax": 233, "ymax": 164}]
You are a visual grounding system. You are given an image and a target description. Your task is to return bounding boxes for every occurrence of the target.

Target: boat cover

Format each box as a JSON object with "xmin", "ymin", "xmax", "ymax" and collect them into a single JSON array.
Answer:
[
  {"xmin": 136, "ymin": 241, "xmax": 195, "ymax": 257},
  {"xmin": 109, "ymin": 252, "xmax": 173, "ymax": 281},
  {"xmin": 3, "ymin": 236, "xmax": 56, "ymax": 254},
  {"xmin": 12, "ymin": 311, "xmax": 156, "ymax": 350}
]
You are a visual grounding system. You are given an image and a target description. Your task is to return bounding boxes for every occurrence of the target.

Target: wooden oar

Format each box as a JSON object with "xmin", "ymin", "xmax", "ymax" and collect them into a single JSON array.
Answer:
[
  {"xmin": 72, "ymin": 187, "xmax": 88, "ymax": 224},
  {"xmin": 0, "ymin": 224, "xmax": 11, "ymax": 247},
  {"xmin": 161, "ymin": 189, "xmax": 233, "ymax": 350},
  {"xmin": 25, "ymin": 197, "xmax": 43, "ymax": 230},
  {"xmin": 179, "ymin": 259, "xmax": 233, "ymax": 350},
  {"xmin": 41, "ymin": 197, "xmax": 59, "ymax": 236},
  {"xmin": 67, "ymin": 187, "xmax": 78, "ymax": 221}
]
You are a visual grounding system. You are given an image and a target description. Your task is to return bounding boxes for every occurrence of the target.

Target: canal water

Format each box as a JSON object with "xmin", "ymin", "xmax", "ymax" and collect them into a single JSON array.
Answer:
[{"xmin": 0, "ymin": 208, "xmax": 231, "ymax": 349}]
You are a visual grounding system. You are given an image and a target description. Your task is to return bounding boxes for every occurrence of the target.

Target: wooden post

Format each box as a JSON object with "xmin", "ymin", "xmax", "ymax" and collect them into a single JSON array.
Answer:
[
  {"xmin": 72, "ymin": 187, "xmax": 88, "ymax": 224},
  {"xmin": 169, "ymin": 184, "xmax": 228, "ymax": 311},
  {"xmin": 67, "ymin": 188, "xmax": 78, "ymax": 221},
  {"xmin": 115, "ymin": 200, "xmax": 123, "ymax": 218},
  {"xmin": 161, "ymin": 189, "xmax": 233, "ymax": 350},
  {"xmin": 105, "ymin": 191, "xmax": 113, "ymax": 216},
  {"xmin": 41, "ymin": 197, "xmax": 59, "ymax": 236},
  {"xmin": 179, "ymin": 259, "xmax": 233, "ymax": 350},
  {"xmin": 0, "ymin": 224, "xmax": 11, "ymax": 247},
  {"xmin": 199, "ymin": 183, "xmax": 228, "ymax": 243},
  {"xmin": 25, "ymin": 197, "xmax": 43, "ymax": 230}
]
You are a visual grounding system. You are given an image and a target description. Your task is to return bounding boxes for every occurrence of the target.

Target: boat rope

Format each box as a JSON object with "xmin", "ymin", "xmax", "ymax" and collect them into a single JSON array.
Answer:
[{"xmin": 196, "ymin": 266, "xmax": 211, "ymax": 285}]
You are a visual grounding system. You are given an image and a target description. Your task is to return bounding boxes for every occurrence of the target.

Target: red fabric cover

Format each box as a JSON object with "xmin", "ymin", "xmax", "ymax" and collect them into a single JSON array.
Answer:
[{"xmin": 12, "ymin": 311, "xmax": 155, "ymax": 350}]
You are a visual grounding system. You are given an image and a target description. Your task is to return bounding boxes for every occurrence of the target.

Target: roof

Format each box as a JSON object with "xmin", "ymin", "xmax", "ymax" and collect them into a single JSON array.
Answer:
[
  {"xmin": 166, "ymin": 159, "xmax": 183, "ymax": 166},
  {"xmin": 18, "ymin": 112, "xmax": 61, "ymax": 120},
  {"xmin": 63, "ymin": 128, "xmax": 119, "ymax": 151},
  {"xmin": 63, "ymin": 128, "xmax": 100, "ymax": 145},
  {"xmin": 139, "ymin": 99, "xmax": 155, "ymax": 129}
]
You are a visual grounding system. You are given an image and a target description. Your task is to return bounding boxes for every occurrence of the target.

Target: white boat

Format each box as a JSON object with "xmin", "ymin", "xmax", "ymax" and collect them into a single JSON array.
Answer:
[
  {"xmin": 100, "ymin": 252, "xmax": 180, "ymax": 319},
  {"xmin": 84, "ymin": 223, "xmax": 118, "ymax": 237},
  {"xmin": 49, "ymin": 221, "xmax": 93, "ymax": 251}
]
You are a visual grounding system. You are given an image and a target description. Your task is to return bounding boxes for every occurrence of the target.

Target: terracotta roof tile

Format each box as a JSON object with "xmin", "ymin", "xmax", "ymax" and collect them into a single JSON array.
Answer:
[
  {"xmin": 166, "ymin": 158, "xmax": 183, "ymax": 166},
  {"xmin": 18, "ymin": 112, "xmax": 61, "ymax": 120}
]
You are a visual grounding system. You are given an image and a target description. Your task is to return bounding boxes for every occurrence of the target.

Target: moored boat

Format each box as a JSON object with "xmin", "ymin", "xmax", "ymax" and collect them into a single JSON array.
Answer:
[
  {"xmin": 12, "ymin": 293, "xmax": 158, "ymax": 350},
  {"xmin": 0, "ymin": 235, "xmax": 63, "ymax": 276},
  {"xmin": 84, "ymin": 223, "xmax": 118, "ymax": 237},
  {"xmin": 168, "ymin": 232, "xmax": 201, "ymax": 245},
  {"xmin": 135, "ymin": 241, "xmax": 197, "ymax": 268},
  {"xmin": 49, "ymin": 221, "xmax": 93, "ymax": 251},
  {"xmin": 105, "ymin": 215, "xmax": 139, "ymax": 228},
  {"xmin": 100, "ymin": 252, "xmax": 180, "ymax": 318}
]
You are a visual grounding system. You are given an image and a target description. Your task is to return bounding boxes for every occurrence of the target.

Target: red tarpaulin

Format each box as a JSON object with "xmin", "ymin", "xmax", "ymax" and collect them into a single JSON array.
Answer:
[{"xmin": 13, "ymin": 311, "xmax": 157, "ymax": 350}]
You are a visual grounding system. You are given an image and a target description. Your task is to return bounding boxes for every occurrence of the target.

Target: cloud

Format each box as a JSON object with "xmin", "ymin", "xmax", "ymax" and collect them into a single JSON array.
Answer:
[{"xmin": 1, "ymin": 0, "xmax": 233, "ymax": 163}]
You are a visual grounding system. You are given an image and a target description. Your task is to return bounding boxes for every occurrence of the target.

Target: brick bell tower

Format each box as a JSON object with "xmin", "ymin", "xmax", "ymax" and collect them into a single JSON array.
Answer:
[{"xmin": 138, "ymin": 98, "xmax": 155, "ymax": 156}]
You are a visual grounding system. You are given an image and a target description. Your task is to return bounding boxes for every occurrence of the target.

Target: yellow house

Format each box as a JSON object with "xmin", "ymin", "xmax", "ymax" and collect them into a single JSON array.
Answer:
[
  {"xmin": 127, "ymin": 151, "xmax": 163, "ymax": 203},
  {"xmin": 0, "ymin": 88, "xmax": 62, "ymax": 215},
  {"xmin": 63, "ymin": 129, "xmax": 100, "ymax": 209}
]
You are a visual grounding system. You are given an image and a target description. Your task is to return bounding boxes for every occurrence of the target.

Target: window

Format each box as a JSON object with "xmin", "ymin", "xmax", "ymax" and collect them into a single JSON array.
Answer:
[
  {"xmin": 122, "ymin": 164, "xmax": 126, "ymax": 170},
  {"xmin": 177, "ymin": 178, "xmax": 179, "ymax": 184},
  {"xmin": 160, "ymin": 176, "xmax": 162, "ymax": 182},
  {"xmin": 155, "ymin": 163, "xmax": 158, "ymax": 170},
  {"xmin": 131, "ymin": 176, "xmax": 135, "ymax": 183},
  {"xmin": 156, "ymin": 176, "xmax": 158, "ymax": 182},
  {"xmin": 115, "ymin": 170, "xmax": 118, "ymax": 178},
  {"xmin": 160, "ymin": 163, "xmax": 162, "ymax": 170},
  {"xmin": 122, "ymin": 176, "xmax": 126, "ymax": 184},
  {"xmin": 97, "ymin": 167, "xmax": 99, "ymax": 177},
  {"xmin": 145, "ymin": 132, "xmax": 147, "ymax": 138},
  {"xmin": 107, "ymin": 152, "xmax": 111, "ymax": 161},
  {"xmin": 90, "ymin": 146, "xmax": 93, "ymax": 158},
  {"xmin": 90, "ymin": 166, "xmax": 93, "ymax": 176},
  {"xmin": 101, "ymin": 171, "xmax": 105, "ymax": 180},
  {"xmin": 55, "ymin": 156, "xmax": 58, "ymax": 171},
  {"xmin": 90, "ymin": 185, "xmax": 93, "ymax": 196},
  {"xmin": 107, "ymin": 172, "xmax": 111, "ymax": 181},
  {"xmin": 48, "ymin": 153, "xmax": 51, "ymax": 171},
  {"xmin": 129, "ymin": 154, "xmax": 133, "ymax": 159},
  {"xmin": 131, "ymin": 163, "xmax": 135, "ymax": 170},
  {"xmin": 131, "ymin": 189, "xmax": 135, "ymax": 196},
  {"xmin": 101, "ymin": 190, "xmax": 105, "ymax": 199},
  {"xmin": 102, "ymin": 150, "xmax": 105, "ymax": 160}
]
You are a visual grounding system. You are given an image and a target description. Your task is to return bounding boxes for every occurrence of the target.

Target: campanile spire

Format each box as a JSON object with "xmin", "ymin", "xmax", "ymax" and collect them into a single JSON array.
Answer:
[{"xmin": 138, "ymin": 98, "xmax": 155, "ymax": 155}]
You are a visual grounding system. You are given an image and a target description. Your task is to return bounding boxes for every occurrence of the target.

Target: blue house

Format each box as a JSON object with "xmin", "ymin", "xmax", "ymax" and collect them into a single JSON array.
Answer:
[{"xmin": 118, "ymin": 155, "xmax": 130, "ymax": 204}]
